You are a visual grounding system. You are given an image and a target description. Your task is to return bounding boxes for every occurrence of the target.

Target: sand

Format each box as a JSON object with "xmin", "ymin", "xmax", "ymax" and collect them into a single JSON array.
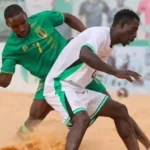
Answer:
[{"xmin": 0, "ymin": 91, "xmax": 150, "ymax": 150}]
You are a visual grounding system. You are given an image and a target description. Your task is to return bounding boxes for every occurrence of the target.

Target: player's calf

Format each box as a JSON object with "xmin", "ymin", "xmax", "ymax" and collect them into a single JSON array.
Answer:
[
  {"xmin": 65, "ymin": 111, "xmax": 90, "ymax": 150},
  {"xmin": 99, "ymin": 99, "xmax": 140, "ymax": 150},
  {"xmin": 17, "ymin": 100, "xmax": 53, "ymax": 139}
]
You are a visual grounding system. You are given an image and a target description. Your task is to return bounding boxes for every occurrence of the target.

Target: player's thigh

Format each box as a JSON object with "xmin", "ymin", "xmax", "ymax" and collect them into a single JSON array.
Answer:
[
  {"xmin": 29, "ymin": 80, "xmax": 53, "ymax": 119},
  {"xmin": 34, "ymin": 79, "xmax": 46, "ymax": 100},
  {"xmin": 45, "ymin": 90, "xmax": 88, "ymax": 127},
  {"xmin": 99, "ymin": 99, "xmax": 129, "ymax": 119}
]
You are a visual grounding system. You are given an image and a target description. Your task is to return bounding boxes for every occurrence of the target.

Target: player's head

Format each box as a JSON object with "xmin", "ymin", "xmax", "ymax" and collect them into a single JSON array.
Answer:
[
  {"xmin": 111, "ymin": 9, "xmax": 140, "ymax": 46},
  {"xmin": 4, "ymin": 4, "xmax": 29, "ymax": 38}
]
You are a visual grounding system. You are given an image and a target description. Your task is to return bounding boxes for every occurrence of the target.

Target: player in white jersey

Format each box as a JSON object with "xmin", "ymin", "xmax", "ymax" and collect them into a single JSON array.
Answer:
[{"xmin": 44, "ymin": 9, "xmax": 145, "ymax": 150}]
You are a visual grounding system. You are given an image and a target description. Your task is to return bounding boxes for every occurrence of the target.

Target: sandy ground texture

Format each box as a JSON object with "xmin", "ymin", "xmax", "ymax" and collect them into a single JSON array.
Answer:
[{"xmin": 0, "ymin": 91, "xmax": 150, "ymax": 150}]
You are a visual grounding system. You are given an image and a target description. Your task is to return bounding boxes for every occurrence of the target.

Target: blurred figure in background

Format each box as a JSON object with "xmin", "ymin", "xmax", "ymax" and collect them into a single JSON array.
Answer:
[
  {"xmin": 25, "ymin": 0, "xmax": 55, "ymax": 16},
  {"xmin": 49, "ymin": 0, "xmax": 55, "ymax": 10},
  {"xmin": 78, "ymin": 0, "xmax": 109, "ymax": 27},
  {"xmin": 23, "ymin": 0, "xmax": 72, "ymax": 44},
  {"xmin": 137, "ymin": 0, "xmax": 150, "ymax": 39},
  {"xmin": 107, "ymin": 0, "xmax": 129, "ymax": 86},
  {"xmin": 55, "ymin": 0, "xmax": 73, "ymax": 39},
  {"xmin": 16, "ymin": 0, "xmax": 25, "ymax": 8},
  {"xmin": 108, "ymin": 0, "xmax": 129, "ymax": 25}
]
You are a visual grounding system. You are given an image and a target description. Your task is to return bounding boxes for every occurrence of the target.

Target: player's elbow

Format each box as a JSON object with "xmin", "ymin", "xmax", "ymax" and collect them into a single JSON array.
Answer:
[
  {"xmin": 0, "ymin": 74, "xmax": 12, "ymax": 88},
  {"xmin": 1, "ymin": 81, "xmax": 10, "ymax": 88}
]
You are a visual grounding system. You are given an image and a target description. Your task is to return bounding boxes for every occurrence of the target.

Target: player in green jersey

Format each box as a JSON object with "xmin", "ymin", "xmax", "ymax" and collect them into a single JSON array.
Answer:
[{"xmin": 1, "ymin": 4, "xmax": 86, "ymax": 136}]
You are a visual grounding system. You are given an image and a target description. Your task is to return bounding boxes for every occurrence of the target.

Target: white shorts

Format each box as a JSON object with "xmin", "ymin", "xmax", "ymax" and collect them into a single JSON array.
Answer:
[{"xmin": 45, "ymin": 88, "xmax": 109, "ymax": 127}]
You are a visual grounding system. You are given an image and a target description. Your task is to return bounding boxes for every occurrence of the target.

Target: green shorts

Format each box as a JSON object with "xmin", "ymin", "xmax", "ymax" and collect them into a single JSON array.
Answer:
[
  {"xmin": 86, "ymin": 78, "xmax": 106, "ymax": 93},
  {"xmin": 34, "ymin": 79, "xmax": 45, "ymax": 100},
  {"xmin": 34, "ymin": 78, "xmax": 106, "ymax": 100}
]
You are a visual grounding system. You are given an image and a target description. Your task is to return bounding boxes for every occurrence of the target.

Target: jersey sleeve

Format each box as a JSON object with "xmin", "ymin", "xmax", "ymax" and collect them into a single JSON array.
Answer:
[
  {"xmin": 45, "ymin": 10, "xmax": 64, "ymax": 27},
  {"xmin": 81, "ymin": 31, "xmax": 106, "ymax": 55},
  {"xmin": 1, "ymin": 58, "xmax": 16, "ymax": 74}
]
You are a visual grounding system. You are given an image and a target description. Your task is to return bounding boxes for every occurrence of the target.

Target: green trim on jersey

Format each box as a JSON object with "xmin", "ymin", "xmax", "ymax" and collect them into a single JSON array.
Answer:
[
  {"xmin": 82, "ymin": 43, "xmax": 95, "ymax": 52},
  {"xmin": 54, "ymin": 63, "xmax": 84, "ymax": 94},
  {"xmin": 54, "ymin": 63, "xmax": 84, "ymax": 126}
]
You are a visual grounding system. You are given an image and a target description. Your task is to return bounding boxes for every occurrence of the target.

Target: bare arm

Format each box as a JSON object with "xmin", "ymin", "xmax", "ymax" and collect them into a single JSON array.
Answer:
[
  {"xmin": 80, "ymin": 47, "xmax": 141, "ymax": 82},
  {"xmin": 80, "ymin": 46, "xmax": 117, "ymax": 76},
  {"xmin": 63, "ymin": 13, "xmax": 86, "ymax": 32},
  {"xmin": 0, "ymin": 73, "xmax": 13, "ymax": 88}
]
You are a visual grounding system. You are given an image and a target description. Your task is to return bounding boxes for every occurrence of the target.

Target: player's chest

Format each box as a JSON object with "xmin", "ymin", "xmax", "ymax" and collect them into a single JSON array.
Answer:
[
  {"xmin": 98, "ymin": 47, "xmax": 112, "ymax": 59},
  {"xmin": 13, "ymin": 28, "xmax": 55, "ymax": 54}
]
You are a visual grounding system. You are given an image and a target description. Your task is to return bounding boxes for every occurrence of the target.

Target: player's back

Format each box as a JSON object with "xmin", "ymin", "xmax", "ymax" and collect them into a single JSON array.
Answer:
[{"xmin": 2, "ymin": 10, "xmax": 67, "ymax": 79}]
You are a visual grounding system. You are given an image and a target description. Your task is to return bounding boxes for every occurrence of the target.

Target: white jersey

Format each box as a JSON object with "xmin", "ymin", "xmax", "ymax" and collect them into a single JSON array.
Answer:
[{"xmin": 44, "ymin": 27, "xmax": 112, "ymax": 95}]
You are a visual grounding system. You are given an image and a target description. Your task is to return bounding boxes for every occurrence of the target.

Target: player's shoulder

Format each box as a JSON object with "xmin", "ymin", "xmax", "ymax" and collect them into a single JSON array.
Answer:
[
  {"xmin": 91, "ymin": 26, "xmax": 110, "ymax": 33},
  {"xmin": 2, "ymin": 32, "xmax": 17, "ymax": 54},
  {"xmin": 28, "ymin": 10, "xmax": 52, "ymax": 20},
  {"xmin": 5, "ymin": 32, "xmax": 16, "ymax": 44},
  {"xmin": 87, "ymin": 26, "xmax": 110, "ymax": 38}
]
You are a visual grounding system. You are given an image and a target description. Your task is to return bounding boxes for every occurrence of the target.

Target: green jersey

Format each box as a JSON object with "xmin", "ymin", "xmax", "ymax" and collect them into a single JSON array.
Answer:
[{"xmin": 1, "ymin": 10, "xmax": 68, "ymax": 79}]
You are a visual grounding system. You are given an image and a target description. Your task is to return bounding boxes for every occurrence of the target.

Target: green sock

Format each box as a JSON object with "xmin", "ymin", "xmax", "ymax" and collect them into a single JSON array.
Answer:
[{"xmin": 21, "ymin": 124, "xmax": 30, "ymax": 133}]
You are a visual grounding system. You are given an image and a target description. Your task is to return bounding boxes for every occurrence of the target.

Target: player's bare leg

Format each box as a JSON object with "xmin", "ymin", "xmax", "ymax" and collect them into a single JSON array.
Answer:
[
  {"xmin": 65, "ymin": 112, "xmax": 90, "ymax": 150},
  {"xmin": 99, "ymin": 98, "xmax": 140, "ymax": 150},
  {"xmin": 17, "ymin": 100, "xmax": 53, "ymax": 138},
  {"xmin": 103, "ymin": 90, "xmax": 150, "ymax": 149},
  {"xmin": 130, "ymin": 117, "xmax": 150, "ymax": 149}
]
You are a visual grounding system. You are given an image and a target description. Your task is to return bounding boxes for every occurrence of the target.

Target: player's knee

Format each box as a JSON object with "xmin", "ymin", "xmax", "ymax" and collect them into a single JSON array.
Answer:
[
  {"xmin": 114, "ymin": 103, "xmax": 129, "ymax": 120},
  {"xmin": 72, "ymin": 111, "xmax": 90, "ymax": 127},
  {"xmin": 29, "ymin": 101, "xmax": 52, "ymax": 120}
]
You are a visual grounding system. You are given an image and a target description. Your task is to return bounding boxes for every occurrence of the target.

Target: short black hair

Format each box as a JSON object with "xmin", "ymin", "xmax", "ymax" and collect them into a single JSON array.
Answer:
[
  {"xmin": 112, "ymin": 9, "xmax": 140, "ymax": 26},
  {"xmin": 4, "ymin": 4, "xmax": 24, "ymax": 20}
]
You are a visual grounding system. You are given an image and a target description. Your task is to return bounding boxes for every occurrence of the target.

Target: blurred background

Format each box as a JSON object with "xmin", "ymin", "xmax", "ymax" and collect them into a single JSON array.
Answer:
[{"xmin": 0, "ymin": 0, "xmax": 150, "ymax": 95}]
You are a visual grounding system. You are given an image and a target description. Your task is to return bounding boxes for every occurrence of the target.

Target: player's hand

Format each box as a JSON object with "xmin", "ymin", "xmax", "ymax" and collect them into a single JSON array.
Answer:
[{"xmin": 115, "ymin": 70, "xmax": 142, "ymax": 83}]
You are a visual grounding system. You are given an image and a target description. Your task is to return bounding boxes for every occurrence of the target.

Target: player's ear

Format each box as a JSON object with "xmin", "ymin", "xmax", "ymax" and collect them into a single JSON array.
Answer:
[
  {"xmin": 120, "ymin": 20, "xmax": 125, "ymax": 29},
  {"xmin": 5, "ymin": 20, "xmax": 10, "ymax": 27},
  {"xmin": 24, "ymin": 12, "xmax": 27, "ymax": 18}
]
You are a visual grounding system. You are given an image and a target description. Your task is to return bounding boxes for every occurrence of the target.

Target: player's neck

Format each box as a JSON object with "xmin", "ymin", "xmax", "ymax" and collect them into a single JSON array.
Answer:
[
  {"xmin": 26, "ymin": 23, "xmax": 31, "ymax": 36},
  {"xmin": 110, "ymin": 27, "xmax": 119, "ymax": 47}
]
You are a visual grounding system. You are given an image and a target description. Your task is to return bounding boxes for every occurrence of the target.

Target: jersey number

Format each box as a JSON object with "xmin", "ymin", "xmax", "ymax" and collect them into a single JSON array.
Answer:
[{"xmin": 36, "ymin": 42, "xmax": 43, "ymax": 53}]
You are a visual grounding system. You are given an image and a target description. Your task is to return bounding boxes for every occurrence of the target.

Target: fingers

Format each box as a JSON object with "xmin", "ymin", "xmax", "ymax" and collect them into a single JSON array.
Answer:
[
  {"xmin": 128, "ymin": 70, "xmax": 141, "ymax": 77},
  {"xmin": 126, "ymin": 76, "xmax": 133, "ymax": 82},
  {"xmin": 127, "ymin": 70, "xmax": 142, "ymax": 81}
]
